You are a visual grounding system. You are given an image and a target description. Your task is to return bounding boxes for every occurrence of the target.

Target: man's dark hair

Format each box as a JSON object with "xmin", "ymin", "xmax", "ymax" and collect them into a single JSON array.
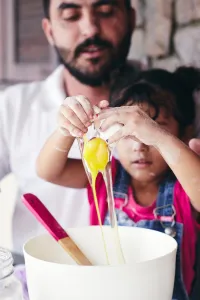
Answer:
[
  {"xmin": 125, "ymin": 0, "xmax": 131, "ymax": 8},
  {"xmin": 43, "ymin": 0, "xmax": 50, "ymax": 18},
  {"xmin": 42, "ymin": 0, "xmax": 131, "ymax": 19}
]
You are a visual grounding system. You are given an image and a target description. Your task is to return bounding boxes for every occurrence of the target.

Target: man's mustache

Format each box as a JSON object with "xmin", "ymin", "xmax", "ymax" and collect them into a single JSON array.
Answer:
[{"xmin": 75, "ymin": 36, "xmax": 112, "ymax": 57}]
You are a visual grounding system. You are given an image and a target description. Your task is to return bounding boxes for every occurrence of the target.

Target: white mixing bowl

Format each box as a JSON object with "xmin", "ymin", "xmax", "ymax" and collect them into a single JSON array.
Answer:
[{"xmin": 24, "ymin": 226, "xmax": 177, "ymax": 300}]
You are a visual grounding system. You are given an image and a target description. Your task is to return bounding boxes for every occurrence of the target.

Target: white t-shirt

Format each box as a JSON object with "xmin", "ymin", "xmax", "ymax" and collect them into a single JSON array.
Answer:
[{"xmin": 0, "ymin": 66, "xmax": 90, "ymax": 253}]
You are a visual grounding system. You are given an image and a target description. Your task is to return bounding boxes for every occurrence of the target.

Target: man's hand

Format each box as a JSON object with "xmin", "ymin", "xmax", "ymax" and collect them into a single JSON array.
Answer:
[{"xmin": 189, "ymin": 139, "xmax": 200, "ymax": 155}]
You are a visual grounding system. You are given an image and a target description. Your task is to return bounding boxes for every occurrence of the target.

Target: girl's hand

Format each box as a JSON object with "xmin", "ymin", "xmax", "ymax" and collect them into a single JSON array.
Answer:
[
  {"xmin": 57, "ymin": 97, "xmax": 109, "ymax": 137},
  {"xmin": 57, "ymin": 95, "xmax": 94, "ymax": 137},
  {"xmin": 97, "ymin": 106, "xmax": 165, "ymax": 146}
]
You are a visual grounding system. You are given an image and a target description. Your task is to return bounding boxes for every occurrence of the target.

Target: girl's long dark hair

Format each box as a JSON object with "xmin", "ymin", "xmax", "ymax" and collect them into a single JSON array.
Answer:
[{"xmin": 110, "ymin": 66, "xmax": 200, "ymax": 128}]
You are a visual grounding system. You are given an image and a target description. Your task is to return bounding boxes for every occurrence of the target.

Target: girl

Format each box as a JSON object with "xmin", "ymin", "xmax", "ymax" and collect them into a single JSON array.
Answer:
[{"xmin": 36, "ymin": 67, "xmax": 200, "ymax": 300}]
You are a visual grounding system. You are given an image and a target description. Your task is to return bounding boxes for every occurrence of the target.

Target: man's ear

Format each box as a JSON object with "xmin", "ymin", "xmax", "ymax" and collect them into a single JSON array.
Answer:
[{"xmin": 42, "ymin": 18, "xmax": 54, "ymax": 46}]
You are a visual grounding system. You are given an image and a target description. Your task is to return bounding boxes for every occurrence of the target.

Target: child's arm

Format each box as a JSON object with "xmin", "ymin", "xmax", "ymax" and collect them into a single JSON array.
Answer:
[
  {"xmin": 97, "ymin": 106, "xmax": 200, "ymax": 212},
  {"xmin": 36, "ymin": 95, "xmax": 94, "ymax": 188},
  {"xmin": 36, "ymin": 129, "xmax": 88, "ymax": 188}
]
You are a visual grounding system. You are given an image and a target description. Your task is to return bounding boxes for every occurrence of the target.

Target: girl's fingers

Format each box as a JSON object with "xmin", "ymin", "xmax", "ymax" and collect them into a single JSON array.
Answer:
[
  {"xmin": 75, "ymin": 95, "xmax": 94, "ymax": 120},
  {"xmin": 63, "ymin": 96, "xmax": 93, "ymax": 126},
  {"xmin": 60, "ymin": 121, "xmax": 84, "ymax": 137},
  {"xmin": 67, "ymin": 96, "xmax": 91, "ymax": 126},
  {"xmin": 98, "ymin": 100, "xmax": 109, "ymax": 109},
  {"xmin": 58, "ymin": 108, "xmax": 86, "ymax": 136},
  {"xmin": 60, "ymin": 105, "xmax": 88, "ymax": 133}
]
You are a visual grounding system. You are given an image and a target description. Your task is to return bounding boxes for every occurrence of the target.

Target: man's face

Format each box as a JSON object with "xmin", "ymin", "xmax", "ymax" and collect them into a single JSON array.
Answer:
[{"xmin": 43, "ymin": 0, "xmax": 135, "ymax": 86}]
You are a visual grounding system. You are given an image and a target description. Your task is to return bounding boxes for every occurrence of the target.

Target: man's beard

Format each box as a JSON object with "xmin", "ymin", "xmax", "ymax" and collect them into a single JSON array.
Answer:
[{"xmin": 54, "ymin": 30, "xmax": 132, "ymax": 87}]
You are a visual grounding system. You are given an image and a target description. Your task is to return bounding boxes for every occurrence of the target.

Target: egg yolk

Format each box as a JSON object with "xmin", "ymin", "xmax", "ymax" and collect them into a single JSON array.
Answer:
[
  {"xmin": 83, "ymin": 137, "xmax": 109, "ymax": 175},
  {"xmin": 82, "ymin": 136, "xmax": 125, "ymax": 265},
  {"xmin": 83, "ymin": 136, "xmax": 110, "ymax": 264}
]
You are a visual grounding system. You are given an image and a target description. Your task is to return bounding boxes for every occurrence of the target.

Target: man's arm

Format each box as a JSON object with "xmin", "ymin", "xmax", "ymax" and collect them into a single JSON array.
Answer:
[{"xmin": 189, "ymin": 139, "xmax": 200, "ymax": 156}]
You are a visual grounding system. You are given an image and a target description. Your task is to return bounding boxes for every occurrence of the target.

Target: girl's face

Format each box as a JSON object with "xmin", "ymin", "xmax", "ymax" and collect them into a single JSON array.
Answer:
[{"xmin": 116, "ymin": 105, "xmax": 180, "ymax": 185}]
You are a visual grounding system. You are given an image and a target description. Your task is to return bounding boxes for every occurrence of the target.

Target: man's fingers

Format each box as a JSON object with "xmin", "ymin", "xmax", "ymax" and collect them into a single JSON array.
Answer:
[{"xmin": 189, "ymin": 139, "xmax": 200, "ymax": 155}]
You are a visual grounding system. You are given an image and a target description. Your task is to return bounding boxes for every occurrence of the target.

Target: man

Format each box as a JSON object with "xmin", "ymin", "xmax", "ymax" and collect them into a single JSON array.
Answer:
[
  {"xmin": 0, "ymin": 0, "xmax": 138, "ymax": 254},
  {"xmin": 190, "ymin": 139, "xmax": 200, "ymax": 155}
]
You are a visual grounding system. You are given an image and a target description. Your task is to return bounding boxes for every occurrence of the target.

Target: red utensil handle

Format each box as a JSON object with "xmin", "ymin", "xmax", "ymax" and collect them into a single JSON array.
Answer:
[{"xmin": 22, "ymin": 193, "xmax": 67, "ymax": 241}]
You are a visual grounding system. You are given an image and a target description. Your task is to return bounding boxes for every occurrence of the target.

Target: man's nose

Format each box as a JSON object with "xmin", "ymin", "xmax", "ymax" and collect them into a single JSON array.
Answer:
[{"xmin": 79, "ymin": 12, "xmax": 100, "ymax": 38}]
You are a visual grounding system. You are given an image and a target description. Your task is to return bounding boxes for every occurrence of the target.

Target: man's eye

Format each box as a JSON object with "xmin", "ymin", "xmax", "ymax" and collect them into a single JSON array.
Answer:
[
  {"xmin": 97, "ymin": 5, "xmax": 114, "ymax": 16},
  {"xmin": 62, "ymin": 10, "xmax": 80, "ymax": 21},
  {"xmin": 64, "ymin": 15, "xmax": 79, "ymax": 21}
]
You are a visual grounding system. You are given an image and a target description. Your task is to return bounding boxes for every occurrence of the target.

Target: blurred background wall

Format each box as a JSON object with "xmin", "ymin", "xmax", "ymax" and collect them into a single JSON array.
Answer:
[
  {"xmin": 0, "ymin": 0, "xmax": 57, "ymax": 88},
  {"xmin": 0, "ymin": 0, "xmax": 200, "ymax": 250},
  {"xmin": 130, "ymin": 0, "xmax": 200, "ymax": 70}
]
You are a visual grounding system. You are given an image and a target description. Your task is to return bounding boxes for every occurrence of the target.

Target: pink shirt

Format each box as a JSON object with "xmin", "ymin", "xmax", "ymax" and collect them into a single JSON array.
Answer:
[{"xmin": 87, "ymin": 158, "xmax": 199, "ymax": 295}]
